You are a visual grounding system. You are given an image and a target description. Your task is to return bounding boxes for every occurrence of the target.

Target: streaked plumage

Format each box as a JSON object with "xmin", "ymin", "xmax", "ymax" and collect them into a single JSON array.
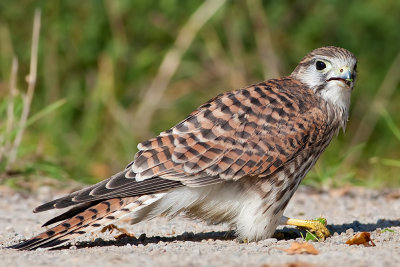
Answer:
[{"xmin": 9, "ymin": 46, "xmax": 357, "ymax": 250}]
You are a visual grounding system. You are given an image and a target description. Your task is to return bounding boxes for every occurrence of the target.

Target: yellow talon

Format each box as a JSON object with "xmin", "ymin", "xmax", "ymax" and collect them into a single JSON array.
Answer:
[{"xmin": 282, "ymin": 217, "xmax": 330, "ymax": 240}]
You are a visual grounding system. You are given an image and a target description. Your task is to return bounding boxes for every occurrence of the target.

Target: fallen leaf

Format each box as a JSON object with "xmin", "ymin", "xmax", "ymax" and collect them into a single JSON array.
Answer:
[
  {"xmin": 346, "ymin": 232, "xmax": 376, "ymax": 247},
  {"xmin": 101, "ymin": 224, "xmax": 119, "ymax": 234},
  {"xmin": 278, "ymin": 242, "xmax": 319, "ymax": 255},
  {"xmin": 101, "ymin": 224, "xmax": 135, "ymax": 239}
]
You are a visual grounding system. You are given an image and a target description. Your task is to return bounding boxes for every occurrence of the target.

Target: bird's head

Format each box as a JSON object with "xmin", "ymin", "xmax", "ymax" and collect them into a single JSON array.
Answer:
[{"xmin": 290, "ymin": 46, "xmax": 357, "ymax": 117}]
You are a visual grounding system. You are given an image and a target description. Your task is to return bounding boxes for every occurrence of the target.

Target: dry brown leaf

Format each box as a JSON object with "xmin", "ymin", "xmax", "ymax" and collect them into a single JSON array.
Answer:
[
  {"xmin": 101, "ymin": 224, "xmax": 135, "ymax": 239},
  {"xmin": 101, "ymin": 224, "xmax": 119, "ymax": 234},
  {"xmin": 346, "ymin": 232, "xmax": 376, "ymax": 247},
  {"xmin": 278, "ymin": 242, "xmax": 319, "ymax": 255}
]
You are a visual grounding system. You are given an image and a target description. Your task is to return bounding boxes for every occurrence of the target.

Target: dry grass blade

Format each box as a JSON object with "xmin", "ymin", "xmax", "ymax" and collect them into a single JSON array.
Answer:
[
  {"xmin": 6, "ymin": 57, "xmax": 18, "ymax": 137},
  {"xmin": 246, "ymin": 0, "xmax": 281, "ymax": 79},
  {"xmin": 7, "ymin": 9, "xmax": 41, "ymax": 169},
  {"xmin": 133, "ymin": 0, "xmax": 227, "ymax": 139},
  {"xmin": 201, "ymin": 23, "xmax": 246, "ymax": 89},
  {"xmin": 0, "ymin": 58, "xmax": 18, "ymax": 164}
]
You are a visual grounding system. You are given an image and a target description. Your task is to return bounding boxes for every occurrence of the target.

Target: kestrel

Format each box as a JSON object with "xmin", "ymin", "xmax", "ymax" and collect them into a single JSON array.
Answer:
[{"xmin": 10, "ymin": 46, "xmax": 357, "ymax": 250}]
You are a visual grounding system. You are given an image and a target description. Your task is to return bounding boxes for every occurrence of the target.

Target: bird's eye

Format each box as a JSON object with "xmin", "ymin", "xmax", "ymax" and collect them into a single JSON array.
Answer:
[{"xmin": 316, "ymin": 61, "xmax": 326, "ymax": 70}]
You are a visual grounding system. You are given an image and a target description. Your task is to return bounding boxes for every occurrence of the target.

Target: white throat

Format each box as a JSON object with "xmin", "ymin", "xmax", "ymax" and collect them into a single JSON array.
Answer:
[{"xmin": 318, "ymin": 81, "xmax": 351, "ymax": 131}]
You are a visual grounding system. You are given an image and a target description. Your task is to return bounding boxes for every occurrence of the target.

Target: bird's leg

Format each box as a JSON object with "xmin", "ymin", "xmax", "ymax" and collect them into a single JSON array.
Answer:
[{"xmin": 279, "ymin": 216, "xmax": 330, "ymax": 240}]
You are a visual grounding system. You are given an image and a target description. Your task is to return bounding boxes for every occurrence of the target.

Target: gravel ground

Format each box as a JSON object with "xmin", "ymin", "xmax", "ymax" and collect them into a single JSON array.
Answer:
[{"xmin": 1, "ymin": 185, "xmax": 400, "ymax": 267}]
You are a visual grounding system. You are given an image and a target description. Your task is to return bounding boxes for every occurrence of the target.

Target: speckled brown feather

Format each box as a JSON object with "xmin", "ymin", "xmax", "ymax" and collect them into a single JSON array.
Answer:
[{"xmin": 132, "ymin": 77, "xmax": 326, "ymax": 184}]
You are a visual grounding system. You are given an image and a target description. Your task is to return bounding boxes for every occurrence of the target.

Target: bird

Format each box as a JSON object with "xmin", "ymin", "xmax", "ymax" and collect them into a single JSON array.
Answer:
[{"xmin": 9, "ymin": 46, "xmax": 357, "ymax": 250}]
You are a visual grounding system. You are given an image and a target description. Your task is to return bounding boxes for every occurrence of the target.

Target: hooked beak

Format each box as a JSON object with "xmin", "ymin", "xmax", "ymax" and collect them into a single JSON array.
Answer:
[{"xmin": 327, "ymin": 67, "xmax": 353, "ymax": 87}]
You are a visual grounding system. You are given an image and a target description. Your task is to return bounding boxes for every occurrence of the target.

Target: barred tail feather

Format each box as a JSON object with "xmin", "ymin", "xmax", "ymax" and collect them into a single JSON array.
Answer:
[{"xmin": 8, "ymin": 194, "xmax": 165, "ymax": 250}]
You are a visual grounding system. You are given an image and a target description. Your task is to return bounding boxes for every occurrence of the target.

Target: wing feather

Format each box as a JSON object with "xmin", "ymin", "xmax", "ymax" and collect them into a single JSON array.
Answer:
[
  {"xmin": 34, "ymin": 170, "xmax": 182, "ymax": 212},
  {"xmin": 132, "ymin": 78, "xmax": 326, "ymax": 186}
]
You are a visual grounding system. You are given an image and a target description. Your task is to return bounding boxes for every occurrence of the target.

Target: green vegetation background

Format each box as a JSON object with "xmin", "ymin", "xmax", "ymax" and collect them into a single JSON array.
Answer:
[{"xmin": 1, "ymin": 0, "xmax": 399, "ymax": 190}]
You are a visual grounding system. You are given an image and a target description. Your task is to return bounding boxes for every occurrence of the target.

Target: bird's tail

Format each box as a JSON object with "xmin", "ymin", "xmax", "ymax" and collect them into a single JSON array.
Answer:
[{"xmin": 8, "ymin": 193, "xmax": 165, "ymax": 250}]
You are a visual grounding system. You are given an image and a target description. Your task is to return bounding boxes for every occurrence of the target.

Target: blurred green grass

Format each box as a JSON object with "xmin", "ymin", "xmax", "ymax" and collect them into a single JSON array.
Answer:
[{"xmin": 0, "ymin": 0, "xmax": 399, "ymax": 189}]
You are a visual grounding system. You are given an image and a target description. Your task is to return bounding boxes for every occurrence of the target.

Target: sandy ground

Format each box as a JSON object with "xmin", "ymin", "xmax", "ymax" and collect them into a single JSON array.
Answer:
[{"xmin": 1, "ymin": 185, "xmax": 400, "ymax": 267}]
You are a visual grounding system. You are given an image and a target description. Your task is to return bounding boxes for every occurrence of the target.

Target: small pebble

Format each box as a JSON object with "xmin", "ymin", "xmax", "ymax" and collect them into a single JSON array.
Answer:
[{"xmin": 345, "ymin": 228, "xmax": 354, "ymax": 235}]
